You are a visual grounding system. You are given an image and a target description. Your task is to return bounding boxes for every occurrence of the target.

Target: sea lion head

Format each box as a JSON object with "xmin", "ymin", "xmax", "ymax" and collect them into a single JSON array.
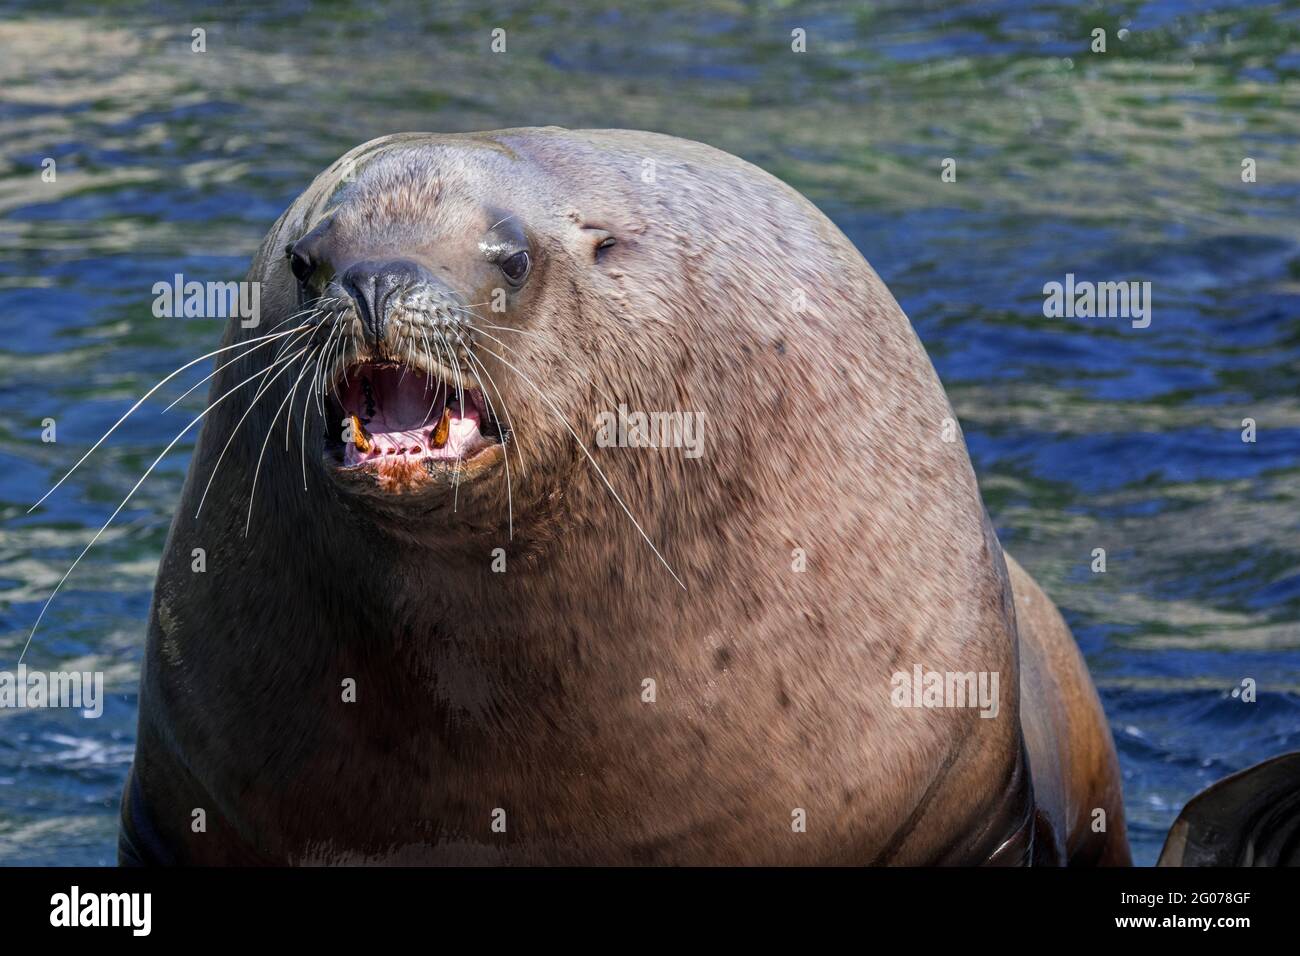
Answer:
[
  {"xmin": 273, "ymin": 133, "xmax": 620, "ymax": 500},
  {"xmin": 227, "ymin": 129, "xmax": 671, "ymax": 553},
  {"xmin": 223, "ymin": 127, "xmax": 939, "ymax": 576}
]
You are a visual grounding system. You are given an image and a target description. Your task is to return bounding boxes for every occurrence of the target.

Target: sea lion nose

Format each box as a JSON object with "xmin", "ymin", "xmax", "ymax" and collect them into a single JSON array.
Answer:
[{"xmin": 340, "ymin": 258, "xmax": 433, "ymax": 344}]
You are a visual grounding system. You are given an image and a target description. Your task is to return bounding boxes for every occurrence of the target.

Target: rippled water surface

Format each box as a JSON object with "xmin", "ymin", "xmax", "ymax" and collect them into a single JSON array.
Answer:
[{"xmin": 1, "ymin": 1, "xmax": 1297, "ymax": 865}]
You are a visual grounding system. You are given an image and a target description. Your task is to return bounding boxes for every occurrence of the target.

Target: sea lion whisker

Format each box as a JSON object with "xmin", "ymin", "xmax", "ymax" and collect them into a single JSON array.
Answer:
[
  {"xmin": 27, "ymin": 324, "xmax": 312, "ymax": 515},
  {"xmin": 475, "ymin": 343, "xmax": 686, "ymax": 591},
  {"xmin": 331, "ymin": 331, "xmax": 354, "ymax": 405},
  {"xmin": 311, "ymin": 304, "xmax": 351, "ymax": 402},
  {"xmin": 474, "ymin": 322, "xmax": 547, "ymax": 338},
  {"xmin": 399, "ymin": 334, "xmax": 416, "ymax": 385},
  {"xmin": 463, "ymin": 343, "xmax": 527, "ymax": 479},
  {"xmin": 312, "ymin": 320, "xmax": 344, "ymax": 422},
  {"xmin": 437, "ymin": 328, "xmax": 469, "ymax": 508},
  {"xmin": 428, "ymin": 325, "xmax": 455, "ymax": 383},
  {"xmin": 423, "ymin": 331, "xmax": 461, "ymax": 462},
  {"xmin": 272, "ymin": 312, "xmax": 321, "ymax": 363},
  {"xmin": 163, "ymin": 322, "xmax": 314, "ymax": 413},
  {"xmin": 463, "ymin": 350, "xmax": 513, "ymax": 538},
  {"xmin": 424, "ymin": 326, "xmax": 470, "ymax": 506},
  {"xmin": 302, "ymin": 320, "xmax": 346, "ymax": 489},
  {"xmin": 193, "ymin": 345, "xmax": 312, "ymax": 519},
  {"xmin": 341, "ymin": 327, "xmax": 360, "ymax": 387},
  {"xmin": 261, "ymin": 325, "xmax": 317, "ymax": 402},
  {"xmin": 417, "ymin": 328, "xmax": 444, "ymax": 424},
  {"xmin": 249, "ymin": 303, "xmax": 324, "ymax": 342},
  {"xmin": 447, "ymin": 332, "xmax": 466, "ymax": 415},
  {"xmin": 284, "ymin": 342, "xmax": 320, "ymax": 452},
  {"xmin": 209, "ymin": 307, "xmax": 313, "ymax": 365},
  {"xmin": 299, "ymin": 348, "xmax": 318, "ymax": 492},
  {"xmin": 432, "ymin": 331, "xmax": 462, "ymax": 409},
  {"xmin": 337, "ymin": 330, "xmax": 353, "ymax": 395},
  {"xmin": 324, "ymin": 310, "xmax": 352, "ymax": 393},
  {"xmin": 18, "ymin": 347, "xmax": 306, "ymax": 661},
  {"xmin": 323, "ymin": 321, "xmax": 349, "ymax": 406},
  {"xmin": 469, "ymin": 325, "xmax": 620, "ymax": 414},
  {"xmin": 250, "ymin": 351, "xmax": 318, "ymax": 534},
  {"xmin": 446, "ymin": 303, "xmax": 620, "ymax": 413}
]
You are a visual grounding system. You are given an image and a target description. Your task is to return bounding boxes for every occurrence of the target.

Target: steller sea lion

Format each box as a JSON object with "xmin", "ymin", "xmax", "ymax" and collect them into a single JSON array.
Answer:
[{"xmin": 116, "ymin": 127, "xmax": 1130, "ymax": 865}]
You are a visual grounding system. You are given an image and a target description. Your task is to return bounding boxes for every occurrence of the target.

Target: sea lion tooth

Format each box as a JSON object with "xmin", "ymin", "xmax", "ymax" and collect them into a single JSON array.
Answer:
[
  {"xmin": 351, "ymin": 414, "xmax": 372, "ymax": 453},
  {"xmin": 431, "ymin": 408, "xmax": 451, "ymax": 448}
]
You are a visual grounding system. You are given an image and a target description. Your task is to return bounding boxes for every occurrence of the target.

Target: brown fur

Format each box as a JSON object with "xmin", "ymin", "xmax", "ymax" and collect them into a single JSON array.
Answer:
[
  {"xmin": 1008, "ymin": 555, "xmax": 1130, "ymax": 864},
  {"xmin": 125, "ymin": 127, "xmax": 1129, "ymax": 865}
]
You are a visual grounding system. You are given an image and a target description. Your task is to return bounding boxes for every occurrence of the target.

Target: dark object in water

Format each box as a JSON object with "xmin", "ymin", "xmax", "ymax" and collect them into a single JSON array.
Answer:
[{"xmin": 1157, "ymin": 752, "xmax": 1300, "ymax": 866}]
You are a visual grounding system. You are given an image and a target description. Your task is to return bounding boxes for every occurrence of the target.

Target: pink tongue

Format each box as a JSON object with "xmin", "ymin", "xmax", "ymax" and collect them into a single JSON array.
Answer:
[{"xmin": 367, "ymin": 374, "xmax": 442, "ymax": 433}]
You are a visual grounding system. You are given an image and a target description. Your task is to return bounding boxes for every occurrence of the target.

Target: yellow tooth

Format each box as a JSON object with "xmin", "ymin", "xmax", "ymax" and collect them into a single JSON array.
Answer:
[
  {"xmin": 351, "ymin": 414, "xmax": 372, "ymax": 452},
  {"xmin": 431, "ymin": 408, "xmax": 452, "ymax": 449}
]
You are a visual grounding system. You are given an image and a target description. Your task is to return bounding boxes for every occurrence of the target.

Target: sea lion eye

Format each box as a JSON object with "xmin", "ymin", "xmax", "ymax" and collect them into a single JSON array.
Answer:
[
  {"xmin": 289, "ymin": 250, "xmax": 315, "ymax": 283},
  {"xmin": 285, "ymin": 243, "xmax": 315, "ymax": 283},
  {"xmin": 500, "ymin": 250, "xmax": 530, "ymax": 284}
]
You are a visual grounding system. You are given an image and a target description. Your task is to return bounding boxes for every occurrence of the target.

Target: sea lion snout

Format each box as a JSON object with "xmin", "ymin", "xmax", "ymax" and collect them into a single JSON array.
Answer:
[{"xmin": 339, "ymin": 258, "xmax": 437, "ymax": 346}]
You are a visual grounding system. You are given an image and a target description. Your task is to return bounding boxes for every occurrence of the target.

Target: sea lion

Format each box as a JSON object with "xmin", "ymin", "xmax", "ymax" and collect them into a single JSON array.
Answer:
[
  {"xmin": 119, "ymin": 127, "xmax": 1129, "ymax": 865},
  {"xmin": 1157, "ymin": 752, "xmax": 1300, "ymax": 866}
]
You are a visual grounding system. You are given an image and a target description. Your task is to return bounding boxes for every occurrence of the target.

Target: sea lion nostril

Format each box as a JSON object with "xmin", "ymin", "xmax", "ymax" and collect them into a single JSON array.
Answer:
[{"xmin": 340, "ymin": 258, "xmax": 434, "ymax": 344}]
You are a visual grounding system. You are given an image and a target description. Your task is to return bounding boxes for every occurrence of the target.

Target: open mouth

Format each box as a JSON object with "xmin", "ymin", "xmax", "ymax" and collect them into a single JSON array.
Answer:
[{"xmin": 325, "ymin": 361, "xmax": 506, "ymax": 474}]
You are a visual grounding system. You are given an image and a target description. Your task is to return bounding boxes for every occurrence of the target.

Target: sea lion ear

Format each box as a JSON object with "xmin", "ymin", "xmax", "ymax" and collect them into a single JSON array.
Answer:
[
  {"xmin": 582, "ymin": 226, "xmax": 616, "ymax": 262},
  {"xmin": 1156, "ymin": 751, "xmax": 1300, "ymax": 866}
]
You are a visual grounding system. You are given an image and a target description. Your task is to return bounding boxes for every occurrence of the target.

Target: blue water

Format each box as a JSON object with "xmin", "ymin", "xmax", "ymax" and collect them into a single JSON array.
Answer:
[{"xmin": 1, "ymin": 0, "xmax": 1297, "ymax": 865}]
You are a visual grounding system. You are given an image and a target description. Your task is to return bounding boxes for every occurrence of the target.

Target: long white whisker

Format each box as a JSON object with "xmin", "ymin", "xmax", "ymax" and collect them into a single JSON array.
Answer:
[
  {"xmin": 165, "ymin": 321, "xmax": 314, "ymax": 412},
  {"xmin": 417, "ymin": 328, "xmax": 442, "ymax": 422},
  {"xmin": 471, "ymin": 324, "xmax": 619, "ymax": 411},
  {"xmin": 284, "ymin": 344, "xmax": 318, "ymax": 451},
  {"xmin": 249, "ymin": 352, "xmax": 317, "ymax": 535},
  {"xmin": 194, "ymin": 345, "xmax": 311, "ymax": 519},
  {"xmin": 476, "ymin": 344, "xmax": 686, "ymax": 591},
  {"xmin": 27, "ymin": 325, "xmax": 309, "ymax": 514},
  {"xmin": 18, "ymin": 351, "xmax": 294, "ymax": 662},
  {"xmin": 300, "ymin": 355, "xmax": 318, "ymax": 493},
  {"xmin": 439, "ymin": 331, "xmax": 467, "ymax": 510},
  {"xmin": 304, "ymin": 325, "xmax": 344, "ymax": 490},
  {"xmin": 314, "ymin": 320, "xmax": 343, "ymax": 420},
  {"xmin": 464, "ymin": 343, "xmax": 526, "ymax": 478},
  {"xmin": 463, "ymin": 350, "xmax": 513, "ymax": 539}
]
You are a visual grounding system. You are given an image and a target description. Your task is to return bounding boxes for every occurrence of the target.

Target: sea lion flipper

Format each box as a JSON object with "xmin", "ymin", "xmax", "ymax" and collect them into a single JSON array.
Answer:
[{"xmin": 1156, "ymin": 751, "xmax": 1300, "ymax": 866}]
